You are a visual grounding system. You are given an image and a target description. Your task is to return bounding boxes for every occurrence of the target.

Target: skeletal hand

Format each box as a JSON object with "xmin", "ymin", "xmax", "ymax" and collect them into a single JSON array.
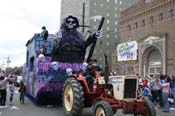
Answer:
[{"xmin": 94, "ymin": 30, "xmax": 103, "ymax": 39}]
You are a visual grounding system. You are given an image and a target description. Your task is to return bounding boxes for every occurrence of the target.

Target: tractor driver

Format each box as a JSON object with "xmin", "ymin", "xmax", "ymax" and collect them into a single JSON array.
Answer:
[
  {"xmin": 85, "ymin": 59, "xmax": 103, "ymax": 91},
  {"xmin": 87, "ymin": 59, "xmax": 102, "ymax": 74}
]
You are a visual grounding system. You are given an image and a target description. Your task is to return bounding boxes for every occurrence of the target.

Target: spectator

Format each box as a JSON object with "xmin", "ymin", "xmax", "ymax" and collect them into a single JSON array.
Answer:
[
  {"xmin": 39, "ymin": 44, "xmax": 47, "ymax": 56},
  {"xmin": 150, "ymin": 73, "xmax": 162, "ymax": 108},
  {"xmin": 137, "ymin": 75, "xmax": 143, "ymax": 95},
  {"xmin": 0, "ymin": 73, "xmax": 8, "ymax": 106},
  {"xmin": 159, "ymin": 76, "xmax": 171, "ymax": 112},
  {"xmin": 170, "ymin": 75, "xmax": 175, "ymax": 108},
  {"xmin": 9, "ymin": 80, "xmax": 15, "ymax": 105},
  {"xmin": 142, "ymin": 80, "xmax": 152, "ymax": 100},
  {"xmin": 18, "ymin": 81, "xmax": 26, "ymax": 104}
]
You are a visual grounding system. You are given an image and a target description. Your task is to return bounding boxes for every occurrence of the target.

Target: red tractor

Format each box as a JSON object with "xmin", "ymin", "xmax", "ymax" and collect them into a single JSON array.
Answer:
[{"xmin": 62, "ymin": 54, "xmax": 156, "ymax": 116}]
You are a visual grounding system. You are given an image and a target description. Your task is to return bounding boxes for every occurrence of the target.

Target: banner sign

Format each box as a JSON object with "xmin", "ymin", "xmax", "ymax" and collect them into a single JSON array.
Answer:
[{"xmin": 117, "ymin": 41, "xmax": 138, "ymax": 61}]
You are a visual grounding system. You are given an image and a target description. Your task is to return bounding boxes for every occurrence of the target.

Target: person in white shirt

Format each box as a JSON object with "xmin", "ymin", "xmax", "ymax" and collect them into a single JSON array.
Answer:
[{"xmin": 0, "ymin": 74, "xmax": 8, "ymax": 106}]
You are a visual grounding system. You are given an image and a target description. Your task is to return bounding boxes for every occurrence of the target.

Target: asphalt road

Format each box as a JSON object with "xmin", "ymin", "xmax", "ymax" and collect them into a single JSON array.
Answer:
[
  {"xmin": 0, "ymin": 89, "xmax": 93, "ymax": 116},
  {"xmin": 0, "ymin": 89, "xmax": 174, "ymax": 116}
]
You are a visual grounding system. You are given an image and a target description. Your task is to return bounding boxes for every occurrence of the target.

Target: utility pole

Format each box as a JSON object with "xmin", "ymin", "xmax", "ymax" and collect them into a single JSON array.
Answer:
[
  {"xmin": 82, "ymin": 0, "xmax": 85, "ymax": 33},
  {"xmin": 6, "ymin": 56, "xmax": 11, "ymax": 68},
  {"xmin": 2, "ymin": 61, "xmax": 5, "ymax": 70}
]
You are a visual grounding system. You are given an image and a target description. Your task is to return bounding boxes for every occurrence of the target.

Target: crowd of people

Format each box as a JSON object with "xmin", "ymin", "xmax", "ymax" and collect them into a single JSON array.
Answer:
[
  {"xmin": 0, "ymin": 72, "xmax": 26, "ymax": 106},
  {"xmin": 138, "ymin": 73, "xmax": 175, "ymax": 113}
]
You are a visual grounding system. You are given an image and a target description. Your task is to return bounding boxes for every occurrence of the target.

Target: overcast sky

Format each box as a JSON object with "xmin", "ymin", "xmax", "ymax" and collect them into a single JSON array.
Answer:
[{"xmin": 0, "ymin": 0, "xmax": 61, "ymax": 68}]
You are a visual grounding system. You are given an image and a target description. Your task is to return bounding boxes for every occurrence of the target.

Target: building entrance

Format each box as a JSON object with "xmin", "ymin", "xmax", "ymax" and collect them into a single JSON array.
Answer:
[{"xmin": 147, "ymin": 50, "xmax": 161, "ymax": 77}]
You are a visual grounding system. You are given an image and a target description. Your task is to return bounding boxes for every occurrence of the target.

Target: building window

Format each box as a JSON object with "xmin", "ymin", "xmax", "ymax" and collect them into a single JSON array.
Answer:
[
  {"xmin": 170, "ymin": 9, "xmax": 174, "ymax": 17},
  {"xmin": 100, "ymin": 40, "xmax": 103, "ymax": 45},
  {"xmin": 115, "ymin": 7, "xmax": 117, "ymax": 11},
  {"xmin": 128, "ymin": 25, "xmax": 131, "ymax": 30},
  {"xmin": 120, "ymin": 1, "xmax": 122, "ymax": 5},
  {"xmin": 142, "ymin": 19, "xmax": 145, "ymax": 26},
  {"xmin": 107, "ymin": 13, "xmax": 109, "ymax": 17},
  {"xmin": 107, "ymin": 27, "xmax": 110, "ymax": 31},
  {"xmin": 107, "ymin": 0, "xmax": 110, "ymax": 2},
  {"xmin": 115, "ymin": 0, "xmax": 118, "ymax": 4},
  {"xmin": 159, "ymin": 13, "xmax": 163, "ymax": 21},
  {"xmin": 135, "ymin": 22, "xmax": 138, "ymax": 28},
  {"xmin": 107, "ymin": 42, "xmax": 110, "ymax": 46},
  {"xmin": 115, "ymin": 28, "xmax": 118, "ymax": 32},
  {"xmin": 94, "ymin": 3, "xmax": 97, "ymax": 6},
  {"xmin": 107, "ymin": 5, "xmax": 109, "ymax": 9},
  {"xmin": 107, "ymin": 20, "xmax": 109, "ymax": 24},
  {"xmin": 94, "ymin": 10, "xmax": 96, "ymax": 14},
  {"xmin": 115, "ymin": 14, "xmax": 118, "ymax": 18},
  {"xmin": 115, "ymin": 21, "xmax": 118, "ymax": 25},
  {"xmin": 150, "ymin": 16, "xmax": 153, "ymax": 24},
  {"xmin": 107, "ymin": 34, "xmax": 109, "ymax": 38}
]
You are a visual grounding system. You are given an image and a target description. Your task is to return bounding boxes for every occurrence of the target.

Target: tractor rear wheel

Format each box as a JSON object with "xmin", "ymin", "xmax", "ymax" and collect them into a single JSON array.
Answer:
[
  {"xmin": 134, "ymin": 97, "xmax": 156, "ymax": 116},
  {"xmin": 93, "ymin": 101, "xmax": 113, "ymax": 116},
  {"xmin": 144, "ymin": 97, "xmax": 156, "ymax": 116},
  {"xmin": 62, "ymin": 78, "xmax": 84, "ymax": 116}
]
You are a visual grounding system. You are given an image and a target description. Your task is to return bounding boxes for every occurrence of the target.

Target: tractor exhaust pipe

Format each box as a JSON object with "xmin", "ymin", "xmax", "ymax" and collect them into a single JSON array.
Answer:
[{"xmin": 104, "ymin": 54, "xmax": 109, "ymax": 85}]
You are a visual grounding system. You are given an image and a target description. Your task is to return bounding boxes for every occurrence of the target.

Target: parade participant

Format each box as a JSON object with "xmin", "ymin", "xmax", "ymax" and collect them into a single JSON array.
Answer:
[
  {"xmin": 39, "ymin": 44, "xmax": 47, "ymax": 56},
  {"xmin": 41, "ymin": 26, "xmax": 48, "ymax": 41},
  {"xmin": 18, "ymin": 81, "xmax": 26, "ymax": 104},
  {"xmin": 52, "ymin": 14, "xmax": 102, "ymax": 63},
  {"xmin": 159, "ymin": 76, "xmax": 171, "ymax": 112}
]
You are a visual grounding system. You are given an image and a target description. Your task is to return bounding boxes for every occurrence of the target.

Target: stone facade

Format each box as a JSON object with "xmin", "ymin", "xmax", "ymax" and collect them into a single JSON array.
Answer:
[{"xmin": 119, "ymin": 0, "xmax": 175, "ymax": 76}]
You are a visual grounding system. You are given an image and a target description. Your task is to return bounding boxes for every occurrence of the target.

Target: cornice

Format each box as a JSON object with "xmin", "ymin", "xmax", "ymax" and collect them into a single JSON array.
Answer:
[{"xmin": 120, "ymin": 0, "xmax": 174, "ymax": 24}]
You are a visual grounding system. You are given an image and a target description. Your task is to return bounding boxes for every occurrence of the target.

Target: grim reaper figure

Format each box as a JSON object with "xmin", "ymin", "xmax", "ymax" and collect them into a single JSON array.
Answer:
[{"xmin": 52, "ymin": 14, "xmax": 102, "ymax": 64}]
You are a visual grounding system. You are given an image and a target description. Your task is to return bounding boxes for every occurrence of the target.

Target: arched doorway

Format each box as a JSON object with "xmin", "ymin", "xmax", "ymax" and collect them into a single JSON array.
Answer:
[
  {"xmin": 147, "ymin": 50, "xmax": 162, "ymax": 77},
  {"xmin": 138, "ymin": 34, "xmax": 166, "ymax": 76}
]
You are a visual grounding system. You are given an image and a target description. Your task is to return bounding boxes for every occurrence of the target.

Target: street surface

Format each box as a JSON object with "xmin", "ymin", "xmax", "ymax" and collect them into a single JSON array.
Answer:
[{"xmin": 0, "ymin": 88, "xmax": 174, "ymax": 116}]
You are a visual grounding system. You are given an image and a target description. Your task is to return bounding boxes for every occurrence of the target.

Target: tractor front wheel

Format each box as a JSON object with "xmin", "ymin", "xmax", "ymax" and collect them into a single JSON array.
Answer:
[
  {"xmin": 93, "ymin": 101, "xmax": 113, "ymax": 116},
  {"xmin": 62, "ymin": 78, "xmax": 84, "ymax": 116}
]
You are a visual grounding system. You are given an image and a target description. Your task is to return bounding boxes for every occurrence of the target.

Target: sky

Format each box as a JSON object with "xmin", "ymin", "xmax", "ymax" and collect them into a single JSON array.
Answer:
[{"xmin": 0, "ymin": 0, "xmax": 61, "ymax": 68}]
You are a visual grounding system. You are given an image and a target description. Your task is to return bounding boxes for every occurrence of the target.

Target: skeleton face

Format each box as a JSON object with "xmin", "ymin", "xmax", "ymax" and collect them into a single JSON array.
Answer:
[
  {"xmin": 82, "ymin": 62, "xmax": 88, "ymax": 71},
  {"xmin": 65, "ymin": 18, "xmax": 77, "ymax": 30},
  {"xmin": 66, "ymin": 68, "xmax": 72, "ymax": 76},
  {"xmin": 51, "ymin": 61, "xmax": 59, "ymax": 70},
  {"xmin": 38, "ymin": 54, "xmax": 45, "ymax": 62}
]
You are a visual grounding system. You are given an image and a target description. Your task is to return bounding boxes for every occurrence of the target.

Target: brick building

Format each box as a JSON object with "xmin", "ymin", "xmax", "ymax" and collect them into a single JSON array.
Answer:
[{"xmin": 119, "ymin": 0, "xmax": 175, "ymax": 76}]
